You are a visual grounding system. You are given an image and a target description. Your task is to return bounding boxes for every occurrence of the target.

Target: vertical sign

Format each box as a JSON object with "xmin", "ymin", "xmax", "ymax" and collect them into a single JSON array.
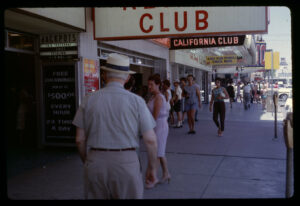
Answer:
[
  {"xmin": 84, "ymin": 59, "xmax": 100, "ymax": 95},
  {"xmin": 43, "ymin": 65, "xmax": 76, "ymax": 142},
  {"xmin": 273, "ymin": 51, "xmax": 280, "ymax": 69},
  {"xmin": 264, "ymin": 51, "xmax": 279, "ymax": 70},
  {"xmin": 256, "ymin": 42, "xmax": 266, "ymax": 66},
  {"xmin": 264, "ymin": 51, "xmax": 272, "ymax": 69}
]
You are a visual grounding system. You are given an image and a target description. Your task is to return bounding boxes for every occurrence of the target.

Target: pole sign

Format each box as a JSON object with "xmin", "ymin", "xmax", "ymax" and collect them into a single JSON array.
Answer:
[
  {"xmin": 93, "ymin": 7, "xmax": 268, "ymax": 40},
  {"xmin": 170, "ymin": 35, "xmax": 245, "ymax": 50}
]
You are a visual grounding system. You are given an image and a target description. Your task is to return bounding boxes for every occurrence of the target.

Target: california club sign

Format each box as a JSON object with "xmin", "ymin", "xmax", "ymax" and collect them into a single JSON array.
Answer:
[
  {"xmin": 170, "ymin": 35, "xmax": 245, "ymax": 50},
  {"xmin": 93, "ymin": 7, "xmax": 268, "ymax": 40}
]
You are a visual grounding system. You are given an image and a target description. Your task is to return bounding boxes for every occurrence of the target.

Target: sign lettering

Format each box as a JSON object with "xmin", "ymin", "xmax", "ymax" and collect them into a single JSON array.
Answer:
[
  {"xmin": 170, "ymin": 35, "xmax": 245, "ymax": 50},
  {"xmin": 43, "ymin": 65, "xmax": 76, "ymax": 142},
  {"xmin": 93, "ymin": 7, "xmax": 268, "ymax": 40},
  {"xmin": 40, "ymin": 33, "xmax": 78, "ymax": 61}
]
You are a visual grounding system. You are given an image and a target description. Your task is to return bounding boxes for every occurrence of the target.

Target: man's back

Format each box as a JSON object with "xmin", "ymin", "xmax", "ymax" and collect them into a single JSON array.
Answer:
[
  {"xmin": 74, "ymin": 81, "xmax": 155, "ymax": 149},
  {"xmin": 243, "ymin": 85, "xmax": 251, "ymax": 93}
]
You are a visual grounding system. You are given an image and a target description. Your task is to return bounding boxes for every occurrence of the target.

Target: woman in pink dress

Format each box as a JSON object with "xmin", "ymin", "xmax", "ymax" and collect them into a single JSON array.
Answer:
[{"xmin": 146, "ymin": 75, "xmax": 171, "ymax": 189}]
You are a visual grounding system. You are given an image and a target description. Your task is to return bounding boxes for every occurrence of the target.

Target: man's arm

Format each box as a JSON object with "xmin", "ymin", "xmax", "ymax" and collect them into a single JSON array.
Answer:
[
  {"xmin": 142, "ymin": 129, "xmax": 158, "ymax": 184},
  {"xmin": 75, "ymin": 127, "xmax": 87, "ymax": 163}
]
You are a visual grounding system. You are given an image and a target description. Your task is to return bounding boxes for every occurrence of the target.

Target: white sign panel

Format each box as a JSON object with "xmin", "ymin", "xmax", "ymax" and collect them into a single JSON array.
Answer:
[
  {"xmin": 21, "ymin": 8, "xmax": 86, "ymax": 30},
  {"xmin": 93, "ymin": 7, "xmax": 268, "ymax": 40}
]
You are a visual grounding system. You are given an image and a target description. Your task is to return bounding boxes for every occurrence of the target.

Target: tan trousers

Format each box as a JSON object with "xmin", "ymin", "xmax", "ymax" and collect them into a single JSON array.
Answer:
[{"xmin": 84, "ymin": 150, "xmax": 143, "ymax": 199}]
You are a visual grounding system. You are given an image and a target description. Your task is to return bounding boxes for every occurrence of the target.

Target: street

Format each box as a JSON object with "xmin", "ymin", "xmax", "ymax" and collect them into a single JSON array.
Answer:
[{"xmin": 6, "ymin": 102, "xmax": 288, "ymax": 199}]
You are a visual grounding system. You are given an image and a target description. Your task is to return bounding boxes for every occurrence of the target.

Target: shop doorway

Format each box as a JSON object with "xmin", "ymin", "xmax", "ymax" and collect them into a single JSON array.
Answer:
[
  {"xmin": 5, "ymin": 51, "xmax": 37, "ymax": 149},
  {"xmin": 130, "ymin": 64, "xmax": 153, "ymax": 98}
]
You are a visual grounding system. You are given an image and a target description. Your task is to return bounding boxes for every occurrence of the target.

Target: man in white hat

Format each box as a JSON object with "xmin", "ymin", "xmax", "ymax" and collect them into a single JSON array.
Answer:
[{"xmin": 73, "ymin": 53, "xmax": 158, "ymax": 199}]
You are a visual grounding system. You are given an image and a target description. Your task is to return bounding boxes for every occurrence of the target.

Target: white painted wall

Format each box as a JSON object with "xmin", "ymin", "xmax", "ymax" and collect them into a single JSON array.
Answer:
[
  {"xmin": 77, "ymin": 8, "xmax": 98, "ymax": 103},
  {"xmin": 20, "ymin": 8, "xmax": 86, "ymax": 30}
]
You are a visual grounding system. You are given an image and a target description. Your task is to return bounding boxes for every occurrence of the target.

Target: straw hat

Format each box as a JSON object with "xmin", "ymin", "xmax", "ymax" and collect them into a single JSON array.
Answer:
[{"xmin": 101, "ymin": 53, "xmax": 135, "ymax": 74}]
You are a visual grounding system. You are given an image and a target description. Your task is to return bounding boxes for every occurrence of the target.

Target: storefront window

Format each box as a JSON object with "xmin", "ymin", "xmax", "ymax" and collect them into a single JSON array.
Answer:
[
  {"xmin": 7, "ymin": 31, "xmax": 35, "ymax": 51},
  {"xmin": 185, "ymin": 68, "xmax": 193, "ymax": 76},
  {"xmin": 178, "ymin": 65, "xmax": 184, "ymax": 77},
  {"xmin": 145, "ymin": 59, "xmax": 154, "ymax": 66}
]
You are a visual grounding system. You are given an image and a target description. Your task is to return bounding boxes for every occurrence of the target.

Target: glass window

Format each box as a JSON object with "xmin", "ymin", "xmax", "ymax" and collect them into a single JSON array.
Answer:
[
  {"xmin": 8, "ymin": 31, "xmax": 35, "ymax": 51},
  {"xmin": 145, "ymin": 59, "xmax": 154, "ymax": 66}
]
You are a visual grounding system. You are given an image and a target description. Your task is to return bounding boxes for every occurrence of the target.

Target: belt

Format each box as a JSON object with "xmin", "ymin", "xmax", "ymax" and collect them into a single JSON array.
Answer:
[{"xmin": 91, "ymin": 147, "xmax": 136, "ymax": 152}]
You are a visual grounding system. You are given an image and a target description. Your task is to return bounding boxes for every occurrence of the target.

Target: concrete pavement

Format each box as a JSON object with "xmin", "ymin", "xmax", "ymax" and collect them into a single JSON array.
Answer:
[{"xmin": 6, "ymin": 101, "xmax": 289, "ymax": 199}]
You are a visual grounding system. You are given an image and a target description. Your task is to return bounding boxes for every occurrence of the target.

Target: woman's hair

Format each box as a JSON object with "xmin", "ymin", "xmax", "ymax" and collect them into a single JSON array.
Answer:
[
  {"xmin": 215, "ymin": 77, "xmax": 222, "ymax": 82},
  {"xmin": 124, "ymin": 75, "xmax": 135, "ymax": 89},
  {"xmin": 163, "ymin": 79, "xmax": 170, "ymax": 87},
  {"xmin": 106, "ymin": 71, "xmax": 129, "ymax": 81},
  {"xmin": 187, "ymin": 74, "xmax": 194, "ymax": 79},
  {"xmin": 148, "ymin": 74, "xmax": 161, "ymax": 85},
  {"xmin": 180, "ymin": 77, "xmax": 187, "ymax": 82}
]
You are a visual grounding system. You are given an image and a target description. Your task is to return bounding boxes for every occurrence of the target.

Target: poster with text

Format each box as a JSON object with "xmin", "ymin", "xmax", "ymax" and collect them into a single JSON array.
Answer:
[{"xmin": 84, "ymin": 58, "xmax": 100, "ymax": 95}]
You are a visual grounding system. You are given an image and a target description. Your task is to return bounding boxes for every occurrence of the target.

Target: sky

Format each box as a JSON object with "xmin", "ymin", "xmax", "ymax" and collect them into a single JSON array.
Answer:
[{"xmin": 262, "ymin": 6, "xmax": 292, "ymax": 70}]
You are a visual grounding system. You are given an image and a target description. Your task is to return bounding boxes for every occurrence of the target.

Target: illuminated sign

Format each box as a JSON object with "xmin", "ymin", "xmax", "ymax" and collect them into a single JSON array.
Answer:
[
  {"xmin": 170, "ymin": 35, "xmax": 245, "ymax": 50},
  {"xmin": 93, "ymin": 7, "xmax": 268, "ymax": 40}
]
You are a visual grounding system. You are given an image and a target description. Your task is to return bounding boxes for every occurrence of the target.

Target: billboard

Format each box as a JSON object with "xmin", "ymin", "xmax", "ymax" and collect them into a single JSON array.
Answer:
[{"xmin": 93, "ymin": 7, "xmax": 268, "ymax": 40}]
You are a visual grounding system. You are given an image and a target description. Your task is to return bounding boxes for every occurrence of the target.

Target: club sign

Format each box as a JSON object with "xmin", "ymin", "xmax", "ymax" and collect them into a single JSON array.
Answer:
[{"xmin": 93, "ymin": 7, "xmax": 268, "ymax": 40}]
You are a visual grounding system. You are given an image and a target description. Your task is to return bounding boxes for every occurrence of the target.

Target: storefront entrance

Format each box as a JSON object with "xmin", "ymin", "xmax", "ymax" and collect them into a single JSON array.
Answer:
[{"xmin": 5, "ymin": 51, "xmax": 37, "ymax": 149}]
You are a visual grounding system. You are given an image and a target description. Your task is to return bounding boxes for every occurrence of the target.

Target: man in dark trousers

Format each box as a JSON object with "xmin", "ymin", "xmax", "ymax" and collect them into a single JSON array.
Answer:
[{"xmin": 226, "ymin": 81, "xmax": 235, "ymax": 108}]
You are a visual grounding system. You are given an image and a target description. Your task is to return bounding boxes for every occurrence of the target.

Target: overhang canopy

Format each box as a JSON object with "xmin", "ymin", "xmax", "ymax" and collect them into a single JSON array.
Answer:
[{"xmin": 5, "ymin": 8, "xmax": 85, "ymax": 34}]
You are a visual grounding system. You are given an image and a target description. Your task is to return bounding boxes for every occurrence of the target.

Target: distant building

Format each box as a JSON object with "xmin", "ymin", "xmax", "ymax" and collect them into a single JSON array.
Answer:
[{"xmin": 276, "ymin": 57, "xmax": 292, "ymax": 78}]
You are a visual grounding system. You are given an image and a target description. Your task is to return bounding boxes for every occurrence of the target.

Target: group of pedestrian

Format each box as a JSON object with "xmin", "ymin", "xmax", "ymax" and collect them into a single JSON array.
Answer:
[
  {"xmin": 73, "ymin": 53, "xmax": 174, "ymax": 199},
  {"xmin": 73, "ymin": 53, "xmax": 272, "ymax": 199},
  {"xmin": 223, "ymin": 80, "xmax": 269, "ymax": 111},
  {"xmin": 169, "ymin": 75, "xmax": 202, "ymax": 134},
  {"xmin": 240, "ymin": 80, "xmax": 268, "ymax": 110}
]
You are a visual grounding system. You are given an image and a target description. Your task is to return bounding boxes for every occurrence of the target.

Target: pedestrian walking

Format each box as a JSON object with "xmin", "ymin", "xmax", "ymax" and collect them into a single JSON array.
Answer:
[
  {"xmin": 72, "ymin": 53, "xmax": 158, "ymax": 199},
  {"xmin": 253, "ymin": 83, "xmax": 259, "ymax": 103},
  {"xmin": 184, "ymin": 75, "xmax": 202, "ymax": 134},
  {"xmin": 147, "ymin": 75, "xmax": 171, "ymax": 187},
  {"xmin": 173, "ymin": 80, "xmax": 183, "ymax": 128},
  {"xmin": 226, "ymin": 81, "xmax": 235, "ymax": 108},
  {"xmin": 236, "ymin": 82, "xmax": 243, "ymax": 103},
  {"xmin": 209, "ymin": 78, "xmax": 229, "ymax": 137},
  {"xmin": 180, "ymin": 77, "xmax": 187, "ymax": 125},
  {"xmin": 193, "ymin": 77, "xmax": 201, "ymax": 121},
  {"xmin": 162, "ymin": 79, "xmax": 174, "ymax": 126},
  {"xmin": 250, "ymin": 81, "xmax": 255, "ymax": 104},
  {"xmin": 243, "ymin": 82, "xmax": 252, "ymax": 110},
  {"xmin": 261, "ymin": 83, "xmax": 268, "ymax": 110}
]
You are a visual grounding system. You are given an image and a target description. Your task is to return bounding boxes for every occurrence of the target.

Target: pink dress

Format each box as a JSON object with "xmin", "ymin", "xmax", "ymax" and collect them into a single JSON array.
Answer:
[{"xmin": 147, "ymin": 93, "xmax": 169, "ymax": 157}]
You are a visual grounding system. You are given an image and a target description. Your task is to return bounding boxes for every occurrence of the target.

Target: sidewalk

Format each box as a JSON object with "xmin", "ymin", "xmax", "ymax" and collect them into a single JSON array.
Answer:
[{"xmin": 6, "ymin": 102, "xmax": 288, "ymax": 199}]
